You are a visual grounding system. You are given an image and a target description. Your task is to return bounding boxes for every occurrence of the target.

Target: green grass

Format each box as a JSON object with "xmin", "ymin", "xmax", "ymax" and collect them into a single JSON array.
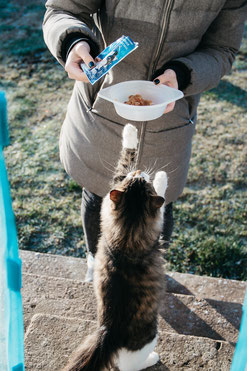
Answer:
[{"xmin": 0, "ymin": 3, "xmax": 246, "ymax": 280}]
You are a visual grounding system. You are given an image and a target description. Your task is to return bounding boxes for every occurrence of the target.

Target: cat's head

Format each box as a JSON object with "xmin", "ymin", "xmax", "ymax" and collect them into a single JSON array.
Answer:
[{"xmin": 109, "ymin": 170, "xmax": 166, "ymax": 224}]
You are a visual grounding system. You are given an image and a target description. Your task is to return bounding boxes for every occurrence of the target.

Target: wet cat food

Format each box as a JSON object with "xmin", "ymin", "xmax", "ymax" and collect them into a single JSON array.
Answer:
[{"xmin": 124, "ymin": 94, "xmax": 152, "ymax": 106}]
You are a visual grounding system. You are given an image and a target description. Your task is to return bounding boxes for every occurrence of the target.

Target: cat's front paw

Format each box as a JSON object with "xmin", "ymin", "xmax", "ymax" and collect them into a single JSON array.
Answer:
[
  {"xmin": 153, "ymin": 171, "xmax": 168, "ymax": 197},
  {"xmin": 122, "ymin": 124, "xmax": 138, "ymax": 149}
]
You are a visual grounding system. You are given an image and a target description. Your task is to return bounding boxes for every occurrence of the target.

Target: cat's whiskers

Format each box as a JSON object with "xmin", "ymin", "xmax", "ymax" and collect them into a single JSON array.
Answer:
[
  {"xmin": 99, "ymin": 156, "xmax": 115, "ymax": 175},
  {"xmin": 157, "ymin": 161, "xmax": 172, "ymax": 172},
  {"xmin": 126, "ymin": 164, "xmax": 137, "ymax": 177},
  {"xmin": 155, "ymin": 161, "xmax": 180, "ymax": 176},
  {"xmin": 167, "ymin": 164, "xmax": 181, "ymax": 175},
  {"xmin": 144, "ymin": 159, "xmax": 158, "ymax": 179},
  {"xmin": 143, "ymin": 166, "xmax": 153, "ymax": 178},
  {"xmin": 144, "ymin": 160, "xmax": 172, "ymax": 180},
  {"xmin": 101, "ymin": 157, "xmax": 116, "ymax": 169}
]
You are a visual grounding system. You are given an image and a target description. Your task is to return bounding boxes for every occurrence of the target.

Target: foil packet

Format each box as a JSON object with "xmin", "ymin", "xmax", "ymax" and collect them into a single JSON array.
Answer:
[{"xmin": 81, "ymin": 35, "xmax": 139, "ymax": 85}]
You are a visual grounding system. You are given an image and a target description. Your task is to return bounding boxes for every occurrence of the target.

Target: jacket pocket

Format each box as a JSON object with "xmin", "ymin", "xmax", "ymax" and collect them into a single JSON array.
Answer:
[{"xmin": 146, "ymin": 119, "xmax": 195, "ymax": 134}]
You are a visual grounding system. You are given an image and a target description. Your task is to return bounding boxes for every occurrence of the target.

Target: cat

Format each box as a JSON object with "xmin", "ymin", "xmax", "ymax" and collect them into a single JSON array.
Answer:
[{"xmin": 63, "ymin": 124, "xmax": 168, "ymax": 371}]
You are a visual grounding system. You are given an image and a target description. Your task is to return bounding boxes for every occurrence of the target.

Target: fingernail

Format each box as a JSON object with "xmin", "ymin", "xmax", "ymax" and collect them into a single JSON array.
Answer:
[
  {"xmin": 89, "ymin": 61, "xmax": 94, "ymax": 68},
  {"xmin": 154, "ymin": 79, "xmax": 160, "ymax": 85}
]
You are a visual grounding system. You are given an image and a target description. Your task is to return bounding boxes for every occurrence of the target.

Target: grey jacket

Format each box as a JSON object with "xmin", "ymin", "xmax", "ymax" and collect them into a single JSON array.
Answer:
[{"xmin": 43, "ymin": 0, "xmax": 246, "ymax": 203}]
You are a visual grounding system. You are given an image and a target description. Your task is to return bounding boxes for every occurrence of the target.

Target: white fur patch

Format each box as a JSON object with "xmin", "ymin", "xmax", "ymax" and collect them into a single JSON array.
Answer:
[
  {"xmin": 153, "ymin": 171, "xmax": 168, "ymax": 197},
  {"xmin": 137, "ymin": 172, "xmax": 150, "ymax": 182},
  {"xmin": 115, "ymin": 335, "xmax": 158, "ymax": 371},
  {"xmin": 142, "ymin": 351, "xmax": 159, "ymax": 369},
  {"xmin": 84, "ymin": 253, "xmax": 95, "ymax": 282},
  {"xmin": 122, "ymin": 124, "xmax": 138, "ymax": 149},
  {"xmin": 126, "ymin": 171, "xmax": 150, "ymax": 182}
]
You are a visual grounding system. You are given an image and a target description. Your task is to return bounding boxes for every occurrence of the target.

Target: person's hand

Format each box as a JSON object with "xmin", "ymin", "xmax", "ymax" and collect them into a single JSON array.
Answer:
[
  {"xmin": 153, "ymin": 69, "xmax": 178, "ymax": 114},
  {"xmin": 65, "ymin": 41, "xmax": 95, "ymax": 82}
]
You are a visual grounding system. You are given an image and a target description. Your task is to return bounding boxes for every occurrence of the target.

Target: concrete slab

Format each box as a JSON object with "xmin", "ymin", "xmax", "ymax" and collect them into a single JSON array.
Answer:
[
  {"xmin": 22, "ymin": 273, "xmax": 94, "ymax": 331},
  {"xmin": 20, "ymin": 250, "xmax": 86, "ymax": 281},
  {"xmin": 24, "ymin": 314, "xmax": 96, "ymax": 371},
  {"xmin": 20, "ymin": 250, "xmax": 245, "ymax": 370},
  {"xmin": 34, "ymin": 298, "xmax": 97, "ymax": 322},
  {"xmin": 22, "ymin": 271, "xmax": 241, "ymax": 343},
  {"xmin": 155, "ymin": 332, "xmax": 234, "ymax": 371},
  {"xmin": 24, "ymin": 314, "xmax": 234, "ymax": 371},
  {"xmin": 159, "ymin": 293, "xmax": 241, "ymax": 343},
  {"xmin": 166, "ymin": 272, "xmax": 246, "ymax": 303},
  {"xmin": 20, "ymin": 250, "xmax": 246, "ymax": 302}
]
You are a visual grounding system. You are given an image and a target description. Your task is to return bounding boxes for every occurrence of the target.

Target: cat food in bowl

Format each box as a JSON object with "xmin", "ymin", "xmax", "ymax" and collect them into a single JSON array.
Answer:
[
  {"xmin": 124, "ymin": 94, "xmax": 152, "ymax": 106},
  {"xmin": 97, "ymin": 80, "xmax": 184, "ymax": 121}
]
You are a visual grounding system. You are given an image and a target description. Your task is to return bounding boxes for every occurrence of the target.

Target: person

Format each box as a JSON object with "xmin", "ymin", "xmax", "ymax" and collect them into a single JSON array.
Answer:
[{"xmin": 43, "ymin": 1, "xmax": 247, "ymax": 277}]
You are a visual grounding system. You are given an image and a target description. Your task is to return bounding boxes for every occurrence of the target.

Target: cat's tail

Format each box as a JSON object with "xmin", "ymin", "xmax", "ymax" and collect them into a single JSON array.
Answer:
[{"xmin": 62, "ymin": 326, "xmax": 116, "ymax": 371}]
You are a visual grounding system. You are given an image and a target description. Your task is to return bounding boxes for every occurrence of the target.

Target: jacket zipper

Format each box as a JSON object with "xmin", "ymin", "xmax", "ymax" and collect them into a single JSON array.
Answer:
[
  {"xmin": 148, "ymin": 0, "xmax": 175, "ymax": 79},
  {"xmin": 135, "ymin": 121, "xmax": 147, "ymax": 169},
  {"xmin": 136, "ymin": 0, "xmax": 175, "ymax": 169}
]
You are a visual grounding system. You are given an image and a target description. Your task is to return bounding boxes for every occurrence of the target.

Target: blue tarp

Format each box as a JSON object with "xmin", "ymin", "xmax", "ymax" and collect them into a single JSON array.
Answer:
[
  {"xmin": 231, "ymin": 289, "xmax": 247, "ymax": 371},
  {"xmin": 0, "ymin": 91, "xmax": 25, "ymax": 371}
]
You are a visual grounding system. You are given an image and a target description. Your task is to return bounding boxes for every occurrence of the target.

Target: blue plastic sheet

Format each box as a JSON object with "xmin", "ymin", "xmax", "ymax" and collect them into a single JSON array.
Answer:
[
  {"xmin": 231, "ymin": 290, "xmax": 247, "ymax": 371},
  {"xmin": 0, "ymin": 91, "xmax": 25, "ymax": 371}
]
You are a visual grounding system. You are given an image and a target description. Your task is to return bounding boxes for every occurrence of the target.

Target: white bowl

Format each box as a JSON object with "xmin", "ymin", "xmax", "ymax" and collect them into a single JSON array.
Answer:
[{"xmin": 97, "ymin": 80, "xmax": 184, "ymax": 121}]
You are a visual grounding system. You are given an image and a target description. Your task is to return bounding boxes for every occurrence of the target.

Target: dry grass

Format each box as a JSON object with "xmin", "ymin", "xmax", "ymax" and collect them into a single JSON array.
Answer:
[{"xmin": 0, "ymin": 1, "xmax": 246, "ymax": 279}]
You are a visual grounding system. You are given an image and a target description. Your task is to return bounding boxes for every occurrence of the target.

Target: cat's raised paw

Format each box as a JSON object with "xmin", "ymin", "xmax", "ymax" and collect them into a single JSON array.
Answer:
[
  {"xmin": 122, "ymin": 124, "xmax": 138, "ymax": 149},
  {"xmin": 153, "ymin": 171, "xmax": 168, "ymax": 197}
]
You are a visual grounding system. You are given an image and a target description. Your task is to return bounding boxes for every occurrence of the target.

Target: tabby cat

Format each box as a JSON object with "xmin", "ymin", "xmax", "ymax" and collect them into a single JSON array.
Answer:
[{"xmin": 63, "ymin": 124, "xmax": 168, "ymax": 371}]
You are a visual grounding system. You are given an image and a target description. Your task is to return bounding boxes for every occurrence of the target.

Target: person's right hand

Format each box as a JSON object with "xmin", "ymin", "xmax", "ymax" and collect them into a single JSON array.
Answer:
[{"xmin": 65, "ymin": 41, "xmax": 95, "ymax": 82}]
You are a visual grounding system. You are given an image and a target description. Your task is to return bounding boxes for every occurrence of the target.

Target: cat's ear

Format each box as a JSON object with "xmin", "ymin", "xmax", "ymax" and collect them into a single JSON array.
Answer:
[
  {"xmin": 151, "ymin": 195, "xmax": 165, "ymax": 209},
  {"xmin": 110, "ymin": 189, "xmax": 123, "ymax": 203}
]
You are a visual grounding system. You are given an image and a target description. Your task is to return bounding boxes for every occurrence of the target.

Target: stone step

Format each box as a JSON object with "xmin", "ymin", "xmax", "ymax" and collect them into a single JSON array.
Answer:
[
  {"xmin": 24, "ymin": 313, "xmax": 234, "ymax": 371},
  {"xmin": 166, "ymin": 271, "xmax": 246, "ymax": 303},
  {"xmin": 22, "ymin": 272, "xmax": 242, "ymax": 343},
  {"xmin": 20, "ymin": 250, "xmax": 246, "ymax": 302},
  {"xmin": 22, "ymin": 272, "xmax": 95, "ymax": 332},
  {"xmin": 20, "ymin": 250, "xmax": 86, "ymax": 281},
  {"xmin": 21, "ymin": 251, "xmax": 246, "ymax": 370}
]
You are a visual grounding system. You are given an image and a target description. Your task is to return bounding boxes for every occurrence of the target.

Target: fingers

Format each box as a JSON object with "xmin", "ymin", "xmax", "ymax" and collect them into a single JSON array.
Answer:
[
  {"xmin": 153, "ymin": 69, "xmax": 178, "ymax": 114},
  {"xmin": 164, "ymin": 101, "xmax": 175, "ymax": 114},
  {"xmin": 65, "ymin": 41, "xmax": 95, "ymax": 82},
  {"xmin": 65, "ymin": 62, "xmax": 89, "ymax": 82},
  {"xmin": 153, "ymin": 69, "xmax": 178, "ymax": 89},
  {"xmin": 74, "ymin": 42, "xmax": 95, "ymax": 68}
]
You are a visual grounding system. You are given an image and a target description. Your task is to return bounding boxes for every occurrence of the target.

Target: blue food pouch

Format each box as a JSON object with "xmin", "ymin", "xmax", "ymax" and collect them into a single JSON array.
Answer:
[{"xmin": 81, "ymin": 35, "xmax": 138, "ymax": 85}]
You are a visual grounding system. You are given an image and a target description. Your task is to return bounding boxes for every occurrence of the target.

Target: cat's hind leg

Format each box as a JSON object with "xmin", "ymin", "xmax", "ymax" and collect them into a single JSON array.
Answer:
[{"xmin": 122, "ymin": 124, "xmax": 138, "ymax": 150}]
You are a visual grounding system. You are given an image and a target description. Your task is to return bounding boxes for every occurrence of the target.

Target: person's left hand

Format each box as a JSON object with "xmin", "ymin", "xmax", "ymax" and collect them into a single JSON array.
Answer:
[{"xmin": 153, "ymin": 69, "xmax": 178, "ymax": 114}]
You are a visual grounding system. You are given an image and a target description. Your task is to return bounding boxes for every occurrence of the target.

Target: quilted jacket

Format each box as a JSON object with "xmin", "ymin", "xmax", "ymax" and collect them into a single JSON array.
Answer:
[{"xmin": 43, "ymin": 0, "xmax": 247, "ymax": 203}]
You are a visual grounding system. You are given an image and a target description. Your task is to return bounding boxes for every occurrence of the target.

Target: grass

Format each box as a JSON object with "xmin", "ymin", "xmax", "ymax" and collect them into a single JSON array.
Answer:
[{"xmin": 0, "ymin": 2, "xmax": 246, "ymax": 279}]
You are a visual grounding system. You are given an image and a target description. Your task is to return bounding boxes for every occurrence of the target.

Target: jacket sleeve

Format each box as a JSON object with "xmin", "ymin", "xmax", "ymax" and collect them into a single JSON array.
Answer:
[
  {"xmin": 42, "ymin": 0, "xmax": 103, "ymax": 66},
  {"xmin": 174, "ymin": 0, "xmax": 247, "ymax": 96}
]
